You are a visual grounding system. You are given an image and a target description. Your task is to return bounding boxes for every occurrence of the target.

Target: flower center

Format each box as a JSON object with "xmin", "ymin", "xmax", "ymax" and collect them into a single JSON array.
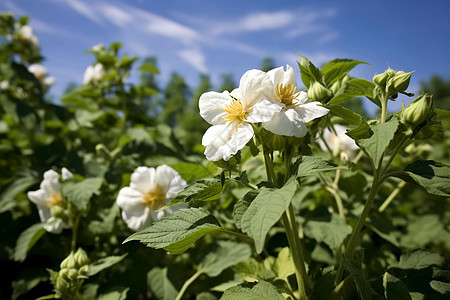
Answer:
[
  {"xmin": 142, "ymin": 185, "xmax": 167, "ymax": 211},
  {"xmin": 223, "ymin": 99, "xmax": 249, "ymax": 124},
  {"xmin": 46, "ymin": 193, "xmax": 62, "ymax": 207},
  {"xmin": 275, "ymin": 83, "xmax": 300, "ymax": 106}
]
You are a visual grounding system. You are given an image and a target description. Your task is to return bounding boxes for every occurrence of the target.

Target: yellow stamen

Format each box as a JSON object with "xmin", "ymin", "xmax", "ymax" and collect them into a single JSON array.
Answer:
[
  {"xmin": 275, "ymin": 83, "xmax": 300, "ymax": 106},
  {"xmin": 46, "ymin": 193, "xmax": 62, "ymax": 207},
  {"xmin": 223, "ymin": 99, "xmax": 249, "ymax": 125},
  {"xmin": 142, "ymin": 185, "xmax": 167, "ymax": 211}
]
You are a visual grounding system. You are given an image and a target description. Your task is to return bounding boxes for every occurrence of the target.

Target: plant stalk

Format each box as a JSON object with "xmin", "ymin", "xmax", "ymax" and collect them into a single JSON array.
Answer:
[{"xmin": 175, "ymin": 270, "xmax": 202, "ymax": 300}]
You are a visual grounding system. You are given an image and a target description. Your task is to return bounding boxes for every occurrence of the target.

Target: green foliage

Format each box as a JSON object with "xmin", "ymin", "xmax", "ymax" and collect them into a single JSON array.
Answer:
[{"xmin": 221, "ymin": 280, "xmax": 286, "ymax": 300}]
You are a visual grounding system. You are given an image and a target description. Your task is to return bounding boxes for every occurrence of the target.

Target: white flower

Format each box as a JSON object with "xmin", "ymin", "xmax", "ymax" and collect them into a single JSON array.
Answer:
[
  {"xmin": 199, "ymin": 69, "xmax": 283, "ymax": 161},
  {"xmin": 18, "ymin": 25, "xmax": 39, "ymax": 48},
  {"xmin": 318, "ymin": 125, "xmax": 359, "ymax": 159},
  {"xmin": 83, "ymin": 63, "xmax": 105, "ymax": 84},
  {"xmin": 27, "ymin": 168, "xmax": 73, "ymax": 233},
  {"xmin": 28, "ymin": 64, "xmax": 55, "ymax": 91},
  {"xmin": 0, "ymin": 80, "xmax": 9, "ymax": 90},
  {"xmin": 262, "ymin": 65, "xmax": 329, "ymax": 137},
  {"xmin": 116, "ymin": 165, "xmax": 187, "ymax": 231}
]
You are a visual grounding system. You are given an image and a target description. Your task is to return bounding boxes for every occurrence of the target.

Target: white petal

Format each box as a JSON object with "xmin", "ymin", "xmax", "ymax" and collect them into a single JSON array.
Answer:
[
  {"xmin": 121, "ymin": 206, "xmax": 152, "ymax": 231},
  {"xmin": 166, "ymin": 177, "xmax": 187, "ymax": 199},
  {"xmin": 263, "ymin": 109, "xmax": 307, "ymax": 137},
  {"xmin": 202, "ymin": 123, "xmax": 253, "ymax": 161},
  {"xmin": 283, "ymin": 64, "xmax": 297, "ymax": 87},
  {"xmin": 44, "ymin": 217, "xmax": 67, "ymax": 234},
  {"xmin": 247, "ymin": 99, "xmax": 284, "ymax": 123},
  {"xmin": 61, "ymin": 168, "xmax": 73, "ymax": 180},
  {"xmin": 28, "ymin": 189, "xmax": 49, "ymax": 207},
  {"xmin": 130, "ymin": 167, "xmax": 155, "ymax": 194},
  {"xmin": 267, "ymin": 66, "xmax": 285, "ymax": 86},
  {"xmin": 239, "ymin": 69, "xmax": 273, "ymax": 107},
  {"xmin": 152, "ymin": 202, "xmax": 188, "ymax": 222},
  {"xmin": 116, "ymin": 187, "xmax": 144, "ymax": 211},
  {"xmin": 295, "ymin": 102, "xmax": 329, "ymax": 123},
  {"xmin": 41, "ymin": 170, "xmax": 60, "ymax": 195},
  {"xmin": 155, "ymin": 165, "xmax": 185, "ymax": 194},
  {"xmin": 199, "ymin": 91, "xmax": 230, "ymax": 125}
]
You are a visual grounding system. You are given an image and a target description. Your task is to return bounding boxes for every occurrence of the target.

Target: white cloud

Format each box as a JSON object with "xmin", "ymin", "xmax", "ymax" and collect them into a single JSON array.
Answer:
[
  {"xmin": 178, "ymin": 47, "xmax": 208, "ymax": 73},
  {"xmin": 285, "ymin": 8, "xmax": 337, "ymax": 38},
  {"xmin": 63, "ymin": 0, "xmax": 103, "ymax": 25}
]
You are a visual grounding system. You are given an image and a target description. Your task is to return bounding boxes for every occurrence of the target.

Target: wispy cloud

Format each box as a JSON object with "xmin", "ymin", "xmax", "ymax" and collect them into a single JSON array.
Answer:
[
  {"xmin": 178, "ymin": 47, "xmax": 208, "ymax": 73},
  {"xmin": 285, "ymin": 8, "xmax": 337, "ymax": 38},
  {"xmin": 63, "ymin": 0, "xmax": 103, "ymax": 26}
]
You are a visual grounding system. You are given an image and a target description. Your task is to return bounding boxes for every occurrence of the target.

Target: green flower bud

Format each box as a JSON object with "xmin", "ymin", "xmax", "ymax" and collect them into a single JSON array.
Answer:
[
  {"xmin": 73, "ymin": 248, "xmax": 89, "ymax": 268},
  {"xmin": 386, "ymin": 67, "xmax": 396, "ymax": 77},
  {"xmin": 393, "ymin": 71, "xmax": 414, "ymax": 93},
  {"xmin": 78, "ymin": 265, "xmax": 90, "ymax": 277},
  {"xmin": 373, "ymin": 72, "xmax": 389, "ymax": 87},
  {"xmin": 55, "ymin": 276, "xmax": 70, "ymax": 295},
  {"xmin": 308, "ymin": 81, "xmax": 332, "ymax": 102},
  {"xmin": 401, "ymin": 93, "xmax": 434, "ymax": 127},
  {"xmin": 267, "ymin": 134, "xmax": 286, "ymax": 151},
  {"xmin": 60, "ymin": 252, "xmax": 76, "ymax": 269},
  {"xmin": 50, "ymin": 205, "xmax": 65, "ymax": 219},
  {"xmin": 330, "ymin": 80, "xmax": 340, "ymax": 95},
  {"xmin": 68, "ymin": 268, "xmax": 79, "ymax": 280}
]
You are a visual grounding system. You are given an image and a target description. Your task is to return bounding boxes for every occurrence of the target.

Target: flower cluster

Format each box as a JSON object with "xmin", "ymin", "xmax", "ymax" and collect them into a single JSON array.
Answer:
[
  {"xmin": 28, "ymin": 63, "xmax": 55, "ymax": 92},
  {"xmin": 199, "ymin": 65, "xmax": 329, "ymax": 161},
  {"xmin": 116, "ymin": 165, "xmax": 187, "ymax": 231},
  {"xmin": 27, "ymin": 168, "xmax": 73, "ymax": 233}
]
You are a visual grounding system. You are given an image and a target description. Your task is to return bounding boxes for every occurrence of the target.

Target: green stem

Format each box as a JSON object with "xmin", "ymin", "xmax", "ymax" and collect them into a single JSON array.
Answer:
[
  {"xmin": 71, "ymin": 214, "xmax": 80, "ymax": 251},
  {"xmin": 378, "ymin": 180, "xmax": 406, "ymax": 212},
  {"xmin": 222, "ymin": 229, "xmax": 254, "ymax": 242},
  {"xmin": 175, "ymin": 270, "xmax": 202, "ymax": 300},
  {"xmin": 380, "ymin": 94, "xmax": 388, "ymax": 124}
]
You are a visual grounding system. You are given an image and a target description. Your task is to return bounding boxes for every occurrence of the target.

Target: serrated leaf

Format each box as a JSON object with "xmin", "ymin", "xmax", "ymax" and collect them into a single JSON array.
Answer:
[
  {"xmin": 321, "ymin": 59, "xmax": 370, "ymax": 86},
  {"xmin": 383, "ymin": 273, "xmax": 412, "ymax": 300},
  {"xmin": 62, "ymin": 177, "xmax": 103, "ymax": 211},
  {"xmin": 392, "ymin": 160, "xmax": 450, "ymax": 197},
  {"xmin": 173, "ymin": 178, "xmax": 223, "ymax": 203},
  {"xmin": 88, "ymin": 254, "xmax": 128, "ymax": 276},
  {"xmin": 298, "ymin": 55, "xmax": 322, "ymax": 88},
  {"xmin": 273, "ymin": 247, "xmax": 296, "ymax": 282},
  {"xmin": 327, "ymin": 104, "xmax": 372, "ymax": 139},
  {"xmin": 14, "ymin": 223, "xmax": 46, "ymax": 262},
  {"xmin": 97, "ymin": 287, "xmax": 129, "ymax": 300},
  {"xmin": 170, "ymin": 163, "xmax": 217, "ymax": 182},
  {"xmin": 304, "ymin": 214, "xmax": 352, "ymax": 250},
  {"xmin": 198, "ymin": 240, "xmax": 252, "ymax": 277},
  {"xmin": 233, "ymin": 190, "xmax": 259, "ymax": 230},
  {"xmin": 357, "ymin": 117, "xmax": 399, "ymax": 168},
  {"xmin": 124, "ymin": 207, "xmax": 223, "ymax": 254},
  {"xmin": 221, "ymin": 280, "xmax": 286, "ymax": 300},
  {"xmin": 234, "ymin": 258, "xmax": 276, "ymax": 282},
  {"xmin": 398, "ymin": 249, "xmax": 444, "ymax": 270},
  {"xmin": 147, "ymin": 267, "xmax": 179, "ymax": 300},
  {"xmin": 240, "ymin": 180, "xmax": 297, "ymax": 253},
  {"xmin": 293, "ymin": 156, "xmax": 339, "ymax": 177},
  {"xmin": 328, "ymin": 78, "xmax": 377, "ymax": 106}
]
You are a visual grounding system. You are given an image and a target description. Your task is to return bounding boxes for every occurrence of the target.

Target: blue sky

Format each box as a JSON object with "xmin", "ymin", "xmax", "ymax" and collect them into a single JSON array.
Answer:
[{"xmin": 2, "ymin": 0, "xmax": 450, "ymax": 112}]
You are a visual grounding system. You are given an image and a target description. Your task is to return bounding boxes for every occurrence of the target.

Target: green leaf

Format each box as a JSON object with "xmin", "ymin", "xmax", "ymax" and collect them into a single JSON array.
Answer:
[
  {"xmin": 198, "ymin": 240, "xmax": 251, "ymax": 277},
  {"xmin": 321, "ymin": 59, "xmax": 370, "ymax": 85},
  {"xmin": 326, "ymin": 105, "xmax": 372, "ymax": 139},
  {"xmin": 97, "ymin": 287, "xmax": 129, "ymax": 300},
  {"xmin": 14, "ymin": 223, "xmax": 46, "ymax": 262},
  {"xmin": 240, "ymin": 179, "xmax": 297, "ymax": 253},
  {"xmin": 0, "ymin": 170, "xmax": 39, "ymax": 213},
  {"xmin": 357, "ymin": 117, "xmax": 399, "ymax": 168},
  {"xmin": 383, "ymin": 273, "xmax": 412, "ymax": 300},
  {"xmin": 221, "ymin": 280, "xmax": 286, "ymax": 300},
  {"xmin": 233, "ymin": 190, "xmax": 258, "ymax": 230},
  {"xmin": 392, "ymin": 160, "xmax": 450, "ymax": 197},
  {"xmin": 173, "ymin": 178, "xmax": 223, "ymax": 203},
  {"xmin": 430, "ymin": 280, "xmax": 450, "ymax": 295},
  {"xmin": 12, "ymin": 269, "xmax": 48, "ymax": 300},
  {"xmin": 342, "ymin": 251, "xmax": 374, "ymax": 300},
  {"xmin": 398, "ymin": 249, "xmax": 444, "ymax": 270},
  {"xmin": 62, "ymin": 177, "xmax": 103, "ymax": 211},
  {"xmin": 170, "ymin": 163, "xmax": 217, "ymax": 182},
  {"xmin": 139, "ymin": 64, "xmax": 159, "ymax": 74},
  {"xmin": 273, "ymin": 247, "xmax": 296, "ymax": 282},
  {"xmin": 298, "ymin": 55, "xmax": 322, "ymax": 88},
  {"xmin": 304, "ymin": 214, "xmax": 352, "ymax": 250},
  {"xmin": 292, "ymin": 156, "xmax": 339, "ymax": 177},
  {"xmin": 88, "ymin": 254, "xmax": 128, "ymax": 276},
  {"xmin": 124, "ymin": 207, "xmax": 223, "ymax": 254},
  {"xmin": 147, "ymin": 267, "xmax": 179, "ymax": 300},
  {"xmin": 328, "ymin": 78, "xmax": 377, "ymax": 106},
  {"xmin": 234, "ymin": 258, "xmax": 276, "ymax": 282}
]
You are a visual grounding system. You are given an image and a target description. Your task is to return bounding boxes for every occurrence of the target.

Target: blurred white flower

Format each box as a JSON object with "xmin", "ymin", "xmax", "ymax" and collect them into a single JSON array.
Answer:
[
  {"xmin": 199, "ymin": 69, "xmax": 283, "ymax": 161},
  {"xmin": 318, "ymin": 125, "xmax": 359, "ymax": 159},
  {"xmin": 28, "ymin": 64, "xmax": 55, "ymax": 91},
  {"xmin": 262, "ymin": 65, "xmax": 329, "ymax": 137},
  {"xmin": 27, "ymin": 168, "xmax": 73, "ymax": 233},
  {"xmin": 117, "ymin": 165, "xmax": 187, "ymax": 231},
  {"xmin": 91, "ymin": 43, "xmax": 104, "ymax": 52},
  {"xmin": 83, "ymin": 63, "xmax": 105, "ymax": 84},
  {"xmin": 17, "ymin": 25, "xmax": 39, "ymax": 49},
  {"xmin": 0, "ymin": 80, "xmax": 9, "ymax": 90}
]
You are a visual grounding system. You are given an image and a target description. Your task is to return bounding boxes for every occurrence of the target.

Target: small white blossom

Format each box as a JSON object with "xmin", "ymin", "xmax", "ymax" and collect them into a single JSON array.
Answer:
[
  {"xmin": 27, "ymin": 168, "xmax": 73, "ymax": 233},
  {"xmin": 17, "ymin": 25, "xmax": 39, "ymax": 49},
  {"xmin": 28, "ymin": 64, "xmax": 55, "ymax": 91},
  {"xmin": 116, "ymin": 165, "xmax": 187, "ymax": 231},
  {"xmin": 83, "ymin": 63, "xmax": 105, "ymax": 84},
  {"xmin": 262, "ymin": 65, "xmax": 329, "ymax": 137},
  {"xmin": 318, "ymin": 125, "xmax": 359, "ymax": 159},
  {"xmin": 199, "ymin": 69, "xmax": 283, "ymax": 161},
  {"xmin": 0, "ymin": 80, "xmax": 9, "ymax": 90}
]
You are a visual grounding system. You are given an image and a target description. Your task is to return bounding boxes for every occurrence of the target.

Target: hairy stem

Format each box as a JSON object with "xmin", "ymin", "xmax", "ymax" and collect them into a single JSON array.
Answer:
[{"xmin": 175, "ymin": 270, "xmax": 202, "ymax": 300}]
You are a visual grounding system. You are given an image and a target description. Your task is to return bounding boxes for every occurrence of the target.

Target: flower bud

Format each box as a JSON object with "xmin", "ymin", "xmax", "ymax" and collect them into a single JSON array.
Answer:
[
  {"xmin": 373, "ymin": 72, "xmax": 389, "ymax": 87},
  {"xmin": 308, "ymin": 81, "xmax": 332, "ymax": 102},
  {"xmin": 401, "ymin": 93, "xmax": 434, "ymax": 127},
  {"xmin": 78, "ymin": 265, "xmax": 90, "ymax": 277},
  {"xmin": 393, "ymin": 71, "xmax": 414, "ymax": 93},
  {"xmin": 50, "ymin": 205, "xmax": 65, "ymax": 219},
  {"xmin": 68, "ymin": 268, "xmax": 79, "ymax": 280},
  {"xmin": 60, "ymin": 252, "xmax": 76, "ymax": 269},
  {"xmin": 73, "ymin": 248, "xmax": 89, "ymax": 268},
  {"xmin": 267, "ymin": 134, "xmax": 286, "ymax": 151},
  {"xmin": 55, "ymin": 276, "xmax": 70, "ymax": 295}
]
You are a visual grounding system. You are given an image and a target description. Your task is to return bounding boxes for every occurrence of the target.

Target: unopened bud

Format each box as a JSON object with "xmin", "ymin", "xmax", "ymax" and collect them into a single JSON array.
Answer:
[
  {"xmin": 401, "ymin": 93, "xmax": 434, "ymax": 127},
  {"xmin": 308, "ymin": 81, "xmax": 332, "ymax": 102},
  {"xmin": 78, "ymin": 265, "xmax": 90, "ymax": 277},
  {"xmin": 393, "ymin": 71, "xmax": 414, "ymax": 93},
  {"xmin": 68, "ymin": 268, "xmax": 78, "ymax": 280},
  {"xmin": 268, "ymin": 134, "xmax": 286, "ymax": 151},
  {"xmin": 60, "ymin": 252, "xmax": 76, "ymax": 269},
  {"xmin": 373, "ymin": 72, "xmax": 389, "ymax": 87},
  {"xmin": 50, "ymin": 205, "xmax": 65, "ymax": 219},
  {"xmin": 73, "ymin": 248, "xmax": 89, "ymax": 268}
]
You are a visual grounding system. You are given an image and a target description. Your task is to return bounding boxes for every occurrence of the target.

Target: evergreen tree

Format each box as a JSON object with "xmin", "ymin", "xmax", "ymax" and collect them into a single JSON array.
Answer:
[
  {"xmin": 261, "ymin": 57, "xmax": 276, "ymax": 72},
  {"xmin": 219, "ymin": 73, "xmax": 235, "ymax": 92},
  {"xmin": 160, "ymin": 72, "xmax": 190, "ymax": 127}
]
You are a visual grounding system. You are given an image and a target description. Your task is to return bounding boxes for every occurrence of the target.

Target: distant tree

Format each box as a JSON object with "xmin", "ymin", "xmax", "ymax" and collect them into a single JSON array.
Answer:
[
  {"xmin": 219, "ymin": 73, "xmax": 236, "ymax": 92},
  {"xmin": 63, "ymin": 81, "xmax": 77, "ymax": 94},
  {"xmin": 420, "ymin": 75, "xmax": 450, "ymax": 110},
  {"xmin": 161, "ymin": 72, "xmax": 190, "ymax": 127},
  {"xmin": 261, "ymin": 57, "xmax": 276, "ymax": 72},
  {"xmin": 140, "ymin": 56, "xmax": 159, "ymax": 93}
]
